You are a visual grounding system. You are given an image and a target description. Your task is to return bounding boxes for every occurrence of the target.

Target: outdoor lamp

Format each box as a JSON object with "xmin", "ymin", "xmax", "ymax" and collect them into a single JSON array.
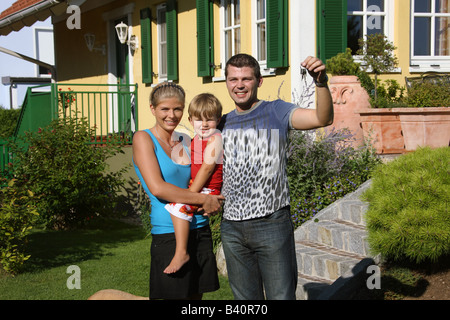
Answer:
[{"xmin": 115, "ymin": 21, "xmax": 138, "ymax": 52}]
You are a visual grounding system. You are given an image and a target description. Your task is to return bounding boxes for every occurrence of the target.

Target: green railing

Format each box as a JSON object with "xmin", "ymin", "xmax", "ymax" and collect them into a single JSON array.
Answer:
[
  {"xmin": 53, "ymin": 83, "xmax": 138, "ymax": 145},
  {"xmin": 1, "ymin": 83, "xmax": 138, "ymax": 185}
]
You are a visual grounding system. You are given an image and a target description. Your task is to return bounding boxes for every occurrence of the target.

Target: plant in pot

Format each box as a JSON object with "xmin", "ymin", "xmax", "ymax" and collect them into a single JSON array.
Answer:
[
  {"xmin": 357, "ymin": 34, "xmax": 399, "ymax": 106},
  {"xmin": 398, "ymin": 78, "xmax": 450, "ymax": 151},
  {"xmin": 325, "ymin": 48, "xmax": 371, "ymax": 148},
  {"xmin": 357, "ymin": 34, "xmax": 450, "ymax": 153},
  {"xmin": 354, "ymin": 34, "xmax": 406, "ymax": 154}
]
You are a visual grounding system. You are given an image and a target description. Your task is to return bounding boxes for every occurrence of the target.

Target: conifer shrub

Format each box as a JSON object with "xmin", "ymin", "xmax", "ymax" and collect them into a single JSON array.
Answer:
[{"xmin": 362, "ymin": 147, "xmax": 450, "ymax": 263}]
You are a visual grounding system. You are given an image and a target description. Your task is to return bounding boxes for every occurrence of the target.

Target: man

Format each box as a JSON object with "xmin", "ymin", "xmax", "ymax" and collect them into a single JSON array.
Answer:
[{"xmin": 219, "ymin": 53, "xmax": 333, "ymax": 300}]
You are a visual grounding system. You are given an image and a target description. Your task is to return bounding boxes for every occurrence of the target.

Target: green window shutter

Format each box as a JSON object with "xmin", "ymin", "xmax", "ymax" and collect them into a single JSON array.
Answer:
[
  {"xmin": 267, "ymin": 0, "xmax": 288, "ymax": 68},
  {"xmin": 166, "ymin": 0, "xmax": 178, "ymax": 81},
  {"xmin": 317, "ymin": 0, "xmax": 347, "ymax": 63},
  {"xmin": 140, "ymin": 8, "xmax": 152, "ymax": 84},
  {"xmin": 196, "ymin": 0, "xmax": 214, "ymax": 77}
]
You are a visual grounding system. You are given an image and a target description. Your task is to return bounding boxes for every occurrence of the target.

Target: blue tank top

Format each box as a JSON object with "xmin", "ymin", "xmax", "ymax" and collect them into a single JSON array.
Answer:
[{"xmin": 133, "ymin": 129, "xmax": 209, "ymax": 234}]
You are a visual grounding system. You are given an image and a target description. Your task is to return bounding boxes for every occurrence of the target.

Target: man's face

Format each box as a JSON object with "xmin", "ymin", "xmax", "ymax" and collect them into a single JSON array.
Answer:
[{"xmin": 225, "ymin": 65, "xmax": 263, "ymax": 112}]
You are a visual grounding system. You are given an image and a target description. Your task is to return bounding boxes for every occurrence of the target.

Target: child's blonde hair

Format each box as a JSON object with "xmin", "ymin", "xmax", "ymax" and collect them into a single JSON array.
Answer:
[
  {"xmin": 188, "ymin": 93, "xmax": 222, "ymax": 120},
  {"xmin": 150, "ymin": 82, "xmax": 185, "ymax": 106}
]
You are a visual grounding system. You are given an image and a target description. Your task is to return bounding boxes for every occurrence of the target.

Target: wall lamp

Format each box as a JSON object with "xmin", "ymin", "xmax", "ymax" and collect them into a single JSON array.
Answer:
[
  {"xmin": 84, "ymin": 33, "xmax": 106, "ymax": 55},
  {"xmin": 115, "ymin": 21, "xmax": 138, "ymax": 52}
]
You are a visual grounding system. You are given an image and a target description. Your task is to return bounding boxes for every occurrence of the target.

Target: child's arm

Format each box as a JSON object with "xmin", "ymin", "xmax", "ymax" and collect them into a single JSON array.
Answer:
[{"xmin": 189, "ymin": 134, "xmax": 223, "ymax": 193}]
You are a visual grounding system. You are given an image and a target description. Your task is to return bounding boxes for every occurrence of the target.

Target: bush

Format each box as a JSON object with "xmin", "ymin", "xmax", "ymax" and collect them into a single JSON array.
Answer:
[
  {"xmin": 9, "ymin": 114, "xmax": 127, "ymax": 230},
  {"xmin": 288, "ymin": 128, "xmax": 381, "ymax": 227},
  {"xmin": 326, "ymin": 48, "xmax": 360, "ymax": 76},
  {"xmin": 0, "ymin": 107, "xmax": 21, "ymax": 139},
  {"xmin": 0, "ymin": 178, "xmax": 39, "ymax": 274},
  {"xmin": 362, "ymin": 147, "xmax": 450, "ymax": 263},
  {"xmin": 406, "ymin": 80, "xmax": 450, "ymax": 108},
  {"xmin": 369, "ymin": 79, "xmax": 407, "ymax": 108}
]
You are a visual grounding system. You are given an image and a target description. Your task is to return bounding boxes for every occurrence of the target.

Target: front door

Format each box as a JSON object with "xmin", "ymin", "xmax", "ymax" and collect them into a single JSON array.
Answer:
[{"xmin": 114, "ymin": 17, "xmax": 131, "ymax": 133}]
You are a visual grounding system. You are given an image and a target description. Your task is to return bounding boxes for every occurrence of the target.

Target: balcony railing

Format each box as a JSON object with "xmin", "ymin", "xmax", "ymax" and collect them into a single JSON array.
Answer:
[
  {"xmin": 53, "ymin": 83, "xmax": 138, "ymax": 145},
  {"xmin": 1, "ymin": 83, "xmax": 138, "ymax": 184}
]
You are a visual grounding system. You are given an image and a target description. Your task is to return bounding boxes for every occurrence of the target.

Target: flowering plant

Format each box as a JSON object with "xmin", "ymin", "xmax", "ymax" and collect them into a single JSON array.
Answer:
[
  {"xmin": 58, "ymin": 87, "xmax": 76, "ymax": 109},
  {"xmin": 288, "ymin": 128, "xmax": 381, "ymax": 228}
]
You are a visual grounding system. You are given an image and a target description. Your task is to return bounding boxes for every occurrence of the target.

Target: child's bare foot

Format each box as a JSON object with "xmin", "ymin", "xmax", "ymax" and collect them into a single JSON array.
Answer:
[{"xmin": 164, "ymin": 253, "xmax": 190, "ymax": 274}]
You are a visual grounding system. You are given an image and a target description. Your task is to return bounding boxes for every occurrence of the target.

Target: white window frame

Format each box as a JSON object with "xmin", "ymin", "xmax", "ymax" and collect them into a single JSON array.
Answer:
[
  {"xmin": 219, "ymin": 0, "xmax": 241, "ymax": 76},
  {"xmin": 348, "ymin": 0, "xmax": 394, "ymax": 57},
  {"xmin": 157, "ymin": 3, "xmax": 168, "ymax": 81},
  {"xmin": 410, "ymin": 0, "xmax": 450, "ymax": 72},
  {"xmin": 251, "ymin": 0, "xmax": 275, "ymax": 76}
]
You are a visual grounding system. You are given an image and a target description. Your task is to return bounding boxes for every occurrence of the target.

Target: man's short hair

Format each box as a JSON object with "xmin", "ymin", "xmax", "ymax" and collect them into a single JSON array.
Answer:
[{"xmin": 225, "ymin": 53, "xmax": 262, "ymax": 79}]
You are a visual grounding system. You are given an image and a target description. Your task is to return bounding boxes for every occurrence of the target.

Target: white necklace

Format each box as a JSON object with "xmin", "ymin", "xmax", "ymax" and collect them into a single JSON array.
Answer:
[{"xmin": 155, "ymin": 127, "xmax": 176, "ymax": 150}]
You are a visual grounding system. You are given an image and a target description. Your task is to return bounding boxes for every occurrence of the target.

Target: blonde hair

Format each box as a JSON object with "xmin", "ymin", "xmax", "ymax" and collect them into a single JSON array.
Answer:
[
  {"xmin": 188, "ymin": 93, "xmax": 222, "ymax": 120},
  {"xmin": 150, "ymin": 82, "xmax": 186, "ymax": 106}
]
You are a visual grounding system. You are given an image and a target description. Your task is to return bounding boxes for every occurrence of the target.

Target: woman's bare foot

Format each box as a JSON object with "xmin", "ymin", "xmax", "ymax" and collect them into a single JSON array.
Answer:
[{"xmin": 164, "ymin": 253, "xmax": 190, "ymax": 274}]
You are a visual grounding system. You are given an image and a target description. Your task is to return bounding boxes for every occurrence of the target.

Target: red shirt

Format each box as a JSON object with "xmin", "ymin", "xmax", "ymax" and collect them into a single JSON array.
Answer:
[{"xmin": 190, "ymin": 134, "xmax": 223, "ymax": 191}]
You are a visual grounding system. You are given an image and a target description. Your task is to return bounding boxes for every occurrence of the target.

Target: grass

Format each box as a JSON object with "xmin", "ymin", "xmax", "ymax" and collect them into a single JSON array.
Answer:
[{"xmin": 0, "ymin": 218, "xmax": 233, "ymax": 300}]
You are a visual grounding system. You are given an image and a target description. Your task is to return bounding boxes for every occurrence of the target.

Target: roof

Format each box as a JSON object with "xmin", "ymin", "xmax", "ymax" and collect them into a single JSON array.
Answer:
[
  {"xmin": 0, "ymin": 0, "xmax": 45, "ymax": 20},
  {"xmin": 0, "ymin": 0, "xmax": 66, "ymax": 36}
]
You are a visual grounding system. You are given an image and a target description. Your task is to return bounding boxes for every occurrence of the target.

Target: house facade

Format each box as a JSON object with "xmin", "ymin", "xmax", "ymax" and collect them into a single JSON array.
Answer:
[{"xmin": 0, "ymin": 0, "xmax": 448, "ymax": 137}]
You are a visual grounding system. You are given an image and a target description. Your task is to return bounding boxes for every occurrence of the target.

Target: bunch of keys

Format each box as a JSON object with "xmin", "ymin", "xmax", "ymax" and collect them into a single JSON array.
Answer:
[{"xmin": 300, "ymin": 66, "xmax": 307, "ymax": 85}]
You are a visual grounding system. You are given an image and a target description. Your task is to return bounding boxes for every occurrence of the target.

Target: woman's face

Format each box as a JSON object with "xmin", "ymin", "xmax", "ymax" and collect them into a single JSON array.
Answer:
[{"xmin": 150, "ymin": 97, "xmax": 185, "ymax": 131}]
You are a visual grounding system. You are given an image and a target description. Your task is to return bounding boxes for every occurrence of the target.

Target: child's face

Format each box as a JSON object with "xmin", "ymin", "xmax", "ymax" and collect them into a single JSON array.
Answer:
[{"xmin": 189, "ymin": 115, "xmax": 220, "ymax": 139}]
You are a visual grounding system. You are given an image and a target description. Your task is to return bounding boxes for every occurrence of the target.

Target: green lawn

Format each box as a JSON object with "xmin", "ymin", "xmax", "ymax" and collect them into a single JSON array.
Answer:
[{"xmin": 0, "ymin": 219, "xmax": 233, "ymax": 300}]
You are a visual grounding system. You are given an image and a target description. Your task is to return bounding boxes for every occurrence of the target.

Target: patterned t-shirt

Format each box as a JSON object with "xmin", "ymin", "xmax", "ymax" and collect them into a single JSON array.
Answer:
[{"xmin": 220, "ymin": 99, "xmax": 299, "ymax": 221}]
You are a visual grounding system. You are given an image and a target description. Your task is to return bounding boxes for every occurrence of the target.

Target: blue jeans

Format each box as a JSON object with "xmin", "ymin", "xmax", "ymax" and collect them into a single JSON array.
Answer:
[{"xmin": 221, "ymin": 207, "xmax": 297, "ymax": 300}]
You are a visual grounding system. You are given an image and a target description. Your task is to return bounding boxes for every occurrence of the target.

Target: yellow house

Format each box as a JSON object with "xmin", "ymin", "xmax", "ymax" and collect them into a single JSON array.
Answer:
[
  {"xmin": 49, "ymin": 0, "xmax": 295, "ymax": 135},
  {"xmin": 0, "ymin": 0, "xmax": 448, "ymax": 140}
]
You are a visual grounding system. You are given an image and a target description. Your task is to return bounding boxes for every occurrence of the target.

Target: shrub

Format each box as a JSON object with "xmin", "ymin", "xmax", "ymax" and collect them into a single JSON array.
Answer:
[
  {"xmin": 369, "ymin": 79, "xmax": 407, "ymax": 108},
  {"xmin": 9, "ymin": 114, "xmax": 127, "ymax": 230},
  {"xmin": 362, "ymin": 147, "xmax": 450, "ymax": 264},
  {"xmin": 406, "ymin": 80, "xmax": 450, "ymax": 108},
  {"xmin": 0, "ymin": 107, "xmax": 21, "ymax": 139},
  {"xmin": 326, "ymin": 48, "xmax": 360, "ymax": 76},
  {"xmin": 288, "ymin": 128, "xmax": 381, "ymax": 227},
  {"xmin": 0, "ymin": 178, "xmax": 39, "ymax": 274}
]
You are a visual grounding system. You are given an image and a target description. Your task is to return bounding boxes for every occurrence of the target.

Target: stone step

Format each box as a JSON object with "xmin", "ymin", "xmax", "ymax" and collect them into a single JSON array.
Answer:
[
  {"xmin": 315, "ymin": 200, "xmax": 368, "ymax": 226},
  {"xmin": 296, "ymin": 219, "xmax": 370, "ymax": 256},
  {"xmin": 296, "ymin": 273, "xmax": 333, "ymax": 300},
  {"xmin": 296, "ymin": 240, "xmax": 366, "ymax": 282}
]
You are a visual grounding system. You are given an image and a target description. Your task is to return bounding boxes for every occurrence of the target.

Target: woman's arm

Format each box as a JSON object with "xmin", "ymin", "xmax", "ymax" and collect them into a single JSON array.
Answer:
[{"xmin": 132, "ymin": 131, "xmax": 223, "ymax": 213}]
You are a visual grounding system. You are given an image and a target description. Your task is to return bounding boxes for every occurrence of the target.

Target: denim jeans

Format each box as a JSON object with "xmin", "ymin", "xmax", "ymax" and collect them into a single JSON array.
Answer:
[{"xmin": 221, "ymin": 207, "xmax": 298, "ymax": 300}]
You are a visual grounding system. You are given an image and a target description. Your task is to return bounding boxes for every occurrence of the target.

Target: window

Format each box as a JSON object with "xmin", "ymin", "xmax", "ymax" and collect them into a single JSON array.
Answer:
[
  {"xmin": 221, "ymin": 0, "xmax": 241, "ymax": 66},
  {"xmin": 255, "ymin": 0, "xmax": 267, "ymax": 63},
  {"xmin": 157, "ymin": 4, "xmax": 167, "ymax": 80},
  {"xmin": 347, "ymin": 0, "xmax": 387, "ymax": 54},
  {"xmin": 155, "ymin": 1, "xmax": 178, "ymax": 81},
  {"xmin": 411, "ymin": 0, "xmax": 450, "ymax": 70},
  {"xmin": 317, "ymin": 0, "xmax": 393, "ymax": 63}
]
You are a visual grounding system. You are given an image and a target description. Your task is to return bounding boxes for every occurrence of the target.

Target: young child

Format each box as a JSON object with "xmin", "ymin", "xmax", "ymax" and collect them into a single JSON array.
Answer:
[{"xmin": 164, "ymin": 93, "xmax": 223, "ymax": 274}]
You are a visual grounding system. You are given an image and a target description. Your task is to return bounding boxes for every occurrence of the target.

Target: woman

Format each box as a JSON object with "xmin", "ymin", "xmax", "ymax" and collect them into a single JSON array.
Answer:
[{"xmin": 133, "ymin": 82, "xmax": 223, "ymax": 299}]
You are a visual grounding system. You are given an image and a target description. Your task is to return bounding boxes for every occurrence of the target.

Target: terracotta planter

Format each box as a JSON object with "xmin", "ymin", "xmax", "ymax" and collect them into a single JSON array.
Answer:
[
  {"xmin": 327, "ymin": 76, "xmax": 370, "ymax": 148},
  {"xmin": 356, "ymin": 108, "xmax": 405, "ymax": 154},
  {"xmin": 357, "ymin": 107, "xmax": 450, "ymax": 154},
  {"xmin": 397, "ymin": 107, "xmax": 450, "ymax": 152}
]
